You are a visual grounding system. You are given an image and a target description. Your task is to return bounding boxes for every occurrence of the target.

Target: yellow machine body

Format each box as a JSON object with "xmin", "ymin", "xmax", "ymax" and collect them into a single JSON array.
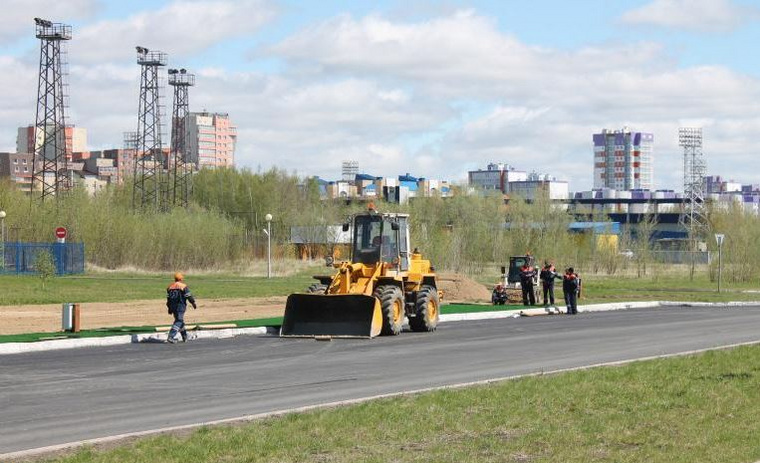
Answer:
[{"xmin": 280, "ymin": 211, "xmax": 440, "ymax": 339}]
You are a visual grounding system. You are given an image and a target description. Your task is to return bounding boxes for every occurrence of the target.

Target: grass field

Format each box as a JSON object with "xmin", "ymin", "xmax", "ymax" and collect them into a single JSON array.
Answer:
[
  {"xmin": 43, "ymin": 344, "xmax": 760, "ymax": 463},
  {"xmin": 0, "ymin": 271, "xmax": 317, "ymax": 305},
  {"xmin": 476, "ymin": 266, "xmax": 760, "ymax": 304},
  {"xmin": 3, "ymin": 263, "xmax": 760, "ymax": 306}
]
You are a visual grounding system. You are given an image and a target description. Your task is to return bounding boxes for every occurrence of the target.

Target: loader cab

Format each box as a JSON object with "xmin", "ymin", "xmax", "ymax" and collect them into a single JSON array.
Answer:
[
  {"xmin": 351, "ymin": 213, "xmax": 410, "ymax": 271},
  {"xmin": 508, "ymin": 255, "xmax": 534, "ymax": 284}
]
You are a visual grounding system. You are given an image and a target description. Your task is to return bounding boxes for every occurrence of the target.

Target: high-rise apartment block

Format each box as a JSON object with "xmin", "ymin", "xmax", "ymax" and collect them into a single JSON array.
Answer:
[
  {"xmin": 185, "ymin": 112, "xmax": 236, "ymax": 169},
  {"xmin": 593, "ymin": 128, "xmax": 653, "ymax": 191},
  {"xmin": 16, "ymin": 125, "xmax": 87, "ymax": 161}
]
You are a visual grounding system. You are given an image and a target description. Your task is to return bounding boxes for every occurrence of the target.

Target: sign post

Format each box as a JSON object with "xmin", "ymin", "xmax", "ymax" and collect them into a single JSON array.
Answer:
[
  {"xmin": 714, "ymin": 234, "xmax": 725, "ymax": 293},
  {"xmin": 55, "ymin": 226, "xmax": 67, "ymax": 244}
]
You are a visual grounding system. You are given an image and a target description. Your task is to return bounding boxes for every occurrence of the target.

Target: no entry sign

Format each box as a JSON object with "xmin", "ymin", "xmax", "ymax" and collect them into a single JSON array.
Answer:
[{"xmin": 55, "ymin": 227, "xmax": 67, "ymax": 240}]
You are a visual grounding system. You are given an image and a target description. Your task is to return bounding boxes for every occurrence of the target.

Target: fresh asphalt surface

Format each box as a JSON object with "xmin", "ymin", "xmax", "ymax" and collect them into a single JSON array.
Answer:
[{"xmin": 2, "ymin": 304, "xmax": 760, "ymax": 455}]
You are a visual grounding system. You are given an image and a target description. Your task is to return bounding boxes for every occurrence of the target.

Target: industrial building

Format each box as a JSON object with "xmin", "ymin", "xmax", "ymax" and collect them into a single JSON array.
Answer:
[
  {"xmin": 315, "ymin": 173, "xmax": 452, "ymax": 204},
  {"xmin": 468, "ymin": 162, "xmax": 527, "ymax": 192},
  {"xmin": 468, "ymin": 162, "xmax": 568, "ymax": 200},
  {"xmin": 593, "ymin": 127, "xmax": 653, "ymax": 191}
]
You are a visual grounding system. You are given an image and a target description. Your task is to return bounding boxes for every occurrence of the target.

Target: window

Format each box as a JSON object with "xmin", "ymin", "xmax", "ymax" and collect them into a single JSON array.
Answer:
[
  {"xmin": 22, "ymin": 159, "xmax": 27, "ymax": 164},
  {"xmin": 13, "ymin": 158, "xmax": 18, "ymax": 164}
]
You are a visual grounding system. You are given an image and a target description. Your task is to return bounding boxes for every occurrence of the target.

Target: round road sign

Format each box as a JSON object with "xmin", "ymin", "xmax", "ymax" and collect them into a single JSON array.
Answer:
[{"xmin": 55, "ymin": 227, "xmax": 67, "ymax": 239}]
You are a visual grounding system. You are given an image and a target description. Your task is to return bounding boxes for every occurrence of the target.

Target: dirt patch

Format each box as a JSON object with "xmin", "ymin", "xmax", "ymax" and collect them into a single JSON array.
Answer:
[
  {"xmin": 0, "ymin": 273, "xmax": 493, "ymax": 335},
  {"xmin": 437, "ymin": 273, "xmax": 492, "ymax": 303},
  {"xmin": 0, "ymin": 297, "xmax": 287, "ymax": 336}
]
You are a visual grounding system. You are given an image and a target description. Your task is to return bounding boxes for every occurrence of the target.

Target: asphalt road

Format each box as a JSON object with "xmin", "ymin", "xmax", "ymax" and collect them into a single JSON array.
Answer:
[{"xmin": 2, "ymin": 304, "xmax": 760, "ymax": 455}]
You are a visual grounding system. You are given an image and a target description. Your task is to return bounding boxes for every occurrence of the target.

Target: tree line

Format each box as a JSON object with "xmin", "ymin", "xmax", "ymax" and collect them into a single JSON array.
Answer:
[{"xmin": 0, "ymin": 169, "xmax": 756, "ymax": 283}]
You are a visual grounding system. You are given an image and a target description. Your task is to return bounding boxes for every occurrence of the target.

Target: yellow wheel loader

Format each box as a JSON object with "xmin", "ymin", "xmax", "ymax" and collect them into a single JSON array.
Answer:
[{"xmin": 280, "ymin": 207, "xmax": 440, "ymax": 338}]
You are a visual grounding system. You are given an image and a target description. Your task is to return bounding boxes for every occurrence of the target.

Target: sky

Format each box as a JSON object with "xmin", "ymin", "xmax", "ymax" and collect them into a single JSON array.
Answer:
[{"xmin": 1, "ymin": 0, "xmax": 760, "ymax": 192}]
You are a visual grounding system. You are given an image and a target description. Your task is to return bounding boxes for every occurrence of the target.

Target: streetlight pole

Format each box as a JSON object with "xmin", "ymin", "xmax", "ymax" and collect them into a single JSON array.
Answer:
[
  {"xmin": 0, "ymin": 210, "xmax": 6, "ymax": 243},
  {"xmin": 264, "ymin": 213, "xmax": 272, "ymax": 278},
  {"xmin": 0, "ymin": 210, "xmax": 5, "ymax": 271},
  {"xmin": 715, "ymin": 234, "xmax": 724, "ymax": 293}
]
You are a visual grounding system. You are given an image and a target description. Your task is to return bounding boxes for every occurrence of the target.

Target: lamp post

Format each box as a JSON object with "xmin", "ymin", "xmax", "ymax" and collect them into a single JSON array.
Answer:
[
  {"xmin": 0, "ymin": 210, "xmax": 5, "ymax": 243},
  {"xmin": 264, "ymin": 213, "xmax": 272, "ymax": 278},
  {"xmin": 715, "ymin": 233, "xmax": 724, "ymax": 293},
  {"xmin": 0, "ymin": 210, "xmax": 5, "ymax": 270}
]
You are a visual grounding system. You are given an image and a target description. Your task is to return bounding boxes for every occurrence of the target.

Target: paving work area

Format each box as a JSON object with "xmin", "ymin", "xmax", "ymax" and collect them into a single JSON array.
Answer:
[{"xmin": 0, "ymin": 297, "xmax": 287, "ymax": 336}]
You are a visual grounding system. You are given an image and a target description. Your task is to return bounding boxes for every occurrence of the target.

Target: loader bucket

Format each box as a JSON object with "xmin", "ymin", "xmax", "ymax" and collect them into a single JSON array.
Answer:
[{"xmin": 280, "ymin": 293, "xmax": 383, "ymax": 338}]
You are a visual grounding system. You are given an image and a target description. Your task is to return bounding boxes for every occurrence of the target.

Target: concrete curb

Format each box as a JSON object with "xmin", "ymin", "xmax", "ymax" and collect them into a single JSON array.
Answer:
[
  {"xmin": 2, "ymin": 301, "xmax": 759, "ymax": 355},
  {"xmin": 0, "ymin": 327, "xmax": 269, "ymax": 356}
]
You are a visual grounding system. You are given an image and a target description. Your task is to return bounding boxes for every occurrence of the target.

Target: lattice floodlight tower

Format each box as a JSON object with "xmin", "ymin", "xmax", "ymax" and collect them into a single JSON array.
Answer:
[
  {"xmin": 32, "ymin": 18, "xmax": 72, "ymax": 200},
  {"xmin": 678, "ymin": 127, "xmax": 707, "ymax": 240},
  {"xmin": 168, "ymin": 68, "xmax": 195, "ymax": 208},
  {"xmin": 133, "ymin": 46, "xmax": 168, "ymax": 210}
]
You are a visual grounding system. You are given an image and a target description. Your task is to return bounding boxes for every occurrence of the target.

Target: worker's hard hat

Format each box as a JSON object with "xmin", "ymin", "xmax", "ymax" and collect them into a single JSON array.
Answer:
[{"xmin": 174, "ymin": 272, "xmax": 184, "ymax": 281}]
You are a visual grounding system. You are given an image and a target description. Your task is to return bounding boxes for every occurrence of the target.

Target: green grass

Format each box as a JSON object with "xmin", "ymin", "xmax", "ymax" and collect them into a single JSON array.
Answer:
[
  {"xmin": 475, "ymin": 269, "xmax": 760, "ymax": 305},
  {"xmin": 4, "ymin": 264, "xmax": 760, "ymax": 307},
  {"xmin": 0, "ymin": 271, "xmax": 317, "ymax": 305},
  {"xmin": 45, "ymin": 344, "xmax": 760, "ymax": 462}
]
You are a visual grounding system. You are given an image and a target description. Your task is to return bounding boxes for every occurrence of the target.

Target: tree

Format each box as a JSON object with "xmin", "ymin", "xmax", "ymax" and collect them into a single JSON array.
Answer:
[{"xmin": 34, "ymin": 250, "xmax": 56, "ymax": 289}]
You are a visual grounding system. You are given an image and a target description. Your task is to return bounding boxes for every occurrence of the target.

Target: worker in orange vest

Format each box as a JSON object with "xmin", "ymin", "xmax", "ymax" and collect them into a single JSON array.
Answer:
[
  {"xmin": 562, "ymin": 267, "xmax": 581, "ymax": 315},
  {"xmin": 519, "ymin": 262, "xmax": 537, "ymax": 306},
  {"xmin": 539, "ymin": 260, "xmax": 562, "ymax": 307},
  {"xmin": 166, "ymin": 272, "xmax": 198, "ymax": 343}
]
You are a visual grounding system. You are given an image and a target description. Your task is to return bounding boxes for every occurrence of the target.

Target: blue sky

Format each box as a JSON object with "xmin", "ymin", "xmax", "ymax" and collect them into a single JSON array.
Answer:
[{"xmin": 2, "ymin": 0, "xmax": 760, "ymax": 191}]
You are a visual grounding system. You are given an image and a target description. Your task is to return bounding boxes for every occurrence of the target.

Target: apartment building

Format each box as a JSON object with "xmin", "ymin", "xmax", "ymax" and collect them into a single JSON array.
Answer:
[
  {"xmin": 185, "ymin": 112, "xmax": 237, "ymax": 169},
  {"xmin": 16, "ymin": 125, "xmax": 87, "ymax": 161},
  {"xmin": 0, "ymin": 152, "xmax": 34, "ymax": 191},
  {"xmin": 593, "ymin": 127, "xmax": 653, "ymax": 191}
]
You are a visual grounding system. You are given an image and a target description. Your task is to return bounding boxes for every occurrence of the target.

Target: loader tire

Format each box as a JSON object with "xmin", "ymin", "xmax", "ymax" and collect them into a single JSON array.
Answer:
[
  {"xmin": 374, "ymin": 285, "xmax": 404, "ymax": 336},
  {"xmin": 409, "ymin": 285, "xmax": 439, "ymax": 332},
  {"xmin": 306, "ymin": 283, "xmax": 328, "ymax": 294}
]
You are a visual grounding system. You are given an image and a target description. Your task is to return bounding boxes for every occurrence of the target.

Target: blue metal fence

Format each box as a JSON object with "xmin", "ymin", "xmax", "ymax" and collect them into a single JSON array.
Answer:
[{"xmin": 1, "ymin": 242, "xmax": 85, "ymax": 275}]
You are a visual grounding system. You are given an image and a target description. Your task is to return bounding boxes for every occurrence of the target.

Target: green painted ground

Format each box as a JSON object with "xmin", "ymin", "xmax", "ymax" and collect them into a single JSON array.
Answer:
[{"xmin": 0, "ymin": 305, "xmax": 519, "ymax": 343}]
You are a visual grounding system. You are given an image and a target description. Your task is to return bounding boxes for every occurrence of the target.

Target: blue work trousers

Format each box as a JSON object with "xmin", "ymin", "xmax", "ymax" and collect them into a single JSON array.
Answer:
[
  {"xmin": 168, "ymin": 305, "xmax": 188, "ymax": 341},
  {"xmin": 564, "ymin": 292, "xmax": 578, "ymax": 314}
]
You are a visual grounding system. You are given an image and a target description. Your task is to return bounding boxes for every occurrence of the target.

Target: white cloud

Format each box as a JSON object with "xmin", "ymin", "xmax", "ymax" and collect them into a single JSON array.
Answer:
[
  {"xmin": 263, "ymin": 10, "xmax": 760, "ymax": 189},
  {"xmin": 71, "ymin": 0, "xmax": 277, "ymax": 63},
  {"xmin": 5, "ymin": 7, "xmax": 760, "ymax": 193},
  {"xmin": 620, "ymin": 0, "xmax": 760, "ymax": 33},
  {"xmin": 0, "ymin": 0, "xmax": 100, "ymax": 44}
]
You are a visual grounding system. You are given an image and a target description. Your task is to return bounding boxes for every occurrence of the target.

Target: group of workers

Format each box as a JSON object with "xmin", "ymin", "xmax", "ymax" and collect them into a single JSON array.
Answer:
[{"xmin": 518, "ymin": 260, "xmax": 582, "ymax": 314}]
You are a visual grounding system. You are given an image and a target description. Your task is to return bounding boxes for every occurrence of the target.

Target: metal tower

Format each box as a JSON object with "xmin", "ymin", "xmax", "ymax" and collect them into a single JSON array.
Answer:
[
  {"xmin": 133, "ymin": 46, "xmax": 168, "ymax": 210},
  {"xmin": 679, "ymin": 127, "xmax": 707, "ymax": 232},
  {"xmin": 31, "ymin": 18, "xmax": 72, "ymax": 200},
  {"xmin": 168, "ymin": 68, "xmax": 195, "ymax": 208},
  {"xmin": 679, "ymin": 127, "xmax": 707, "ymax": 279}
]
